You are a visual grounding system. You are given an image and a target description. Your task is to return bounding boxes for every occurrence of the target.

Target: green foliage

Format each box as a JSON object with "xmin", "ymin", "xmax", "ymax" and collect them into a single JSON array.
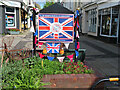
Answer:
[
  {"xmin": 43, "ymin": 0, "xmax": 55, "ymax": 8},
  {"xmin": 2, "ymin": 56, "xmax": 94, "ymax": 89}
]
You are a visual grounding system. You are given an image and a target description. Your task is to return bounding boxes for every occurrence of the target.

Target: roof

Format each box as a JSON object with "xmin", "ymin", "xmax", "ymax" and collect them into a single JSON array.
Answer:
[{"xmin": 39, "ymin": 3, "xmax": 74, "ymax": 14}]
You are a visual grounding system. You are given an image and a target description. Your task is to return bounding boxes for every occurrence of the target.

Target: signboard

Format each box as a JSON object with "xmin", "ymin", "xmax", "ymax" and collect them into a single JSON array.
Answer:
[{"xmin": 38, "ymin": 13, "xmax": 74, "ymax": 42}]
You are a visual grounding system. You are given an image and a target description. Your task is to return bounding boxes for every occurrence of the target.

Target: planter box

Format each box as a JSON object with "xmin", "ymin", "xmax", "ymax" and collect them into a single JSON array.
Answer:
[
  {"xmin": 8, "ymin": 31, "xmax": 20, "ymax": 35},
  {"xmin": 41, "ymin": 74, "xmax": 104, "ymax": 89}
]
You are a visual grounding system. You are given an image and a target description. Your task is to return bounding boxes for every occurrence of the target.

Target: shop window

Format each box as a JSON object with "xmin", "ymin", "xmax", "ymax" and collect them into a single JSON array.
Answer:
[
  {"xmin": 101, "ymin": 15, "xmax": 110, "ymax": 35},
  {"xmin": 100, "ymin": 7, "xmax": 119, "ymax": 37},
  {"xmin": 6, "ymin": 14, "xmax": 15, "ymax": 27},
  {"xmin": 5, "ymin": 7, "xmax": 16, "ymax": 28}
]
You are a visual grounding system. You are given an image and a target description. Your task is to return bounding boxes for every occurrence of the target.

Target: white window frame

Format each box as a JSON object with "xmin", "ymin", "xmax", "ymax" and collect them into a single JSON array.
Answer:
[
  {"xmin": 5, "ymin": 7, "xmax": 16, "ymax": 29},
  {"xmin": 100, "ymin": 7, "xmax": 119, "ymax": 37}
]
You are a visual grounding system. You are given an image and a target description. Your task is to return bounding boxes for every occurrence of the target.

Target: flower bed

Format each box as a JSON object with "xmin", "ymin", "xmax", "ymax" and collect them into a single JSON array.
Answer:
[
  {"xmin": 1, "ymin": 56, "xmax": 94, "ymax": 89},
  {"xmin": 7, "ymin": 28, "xmax": 20, "ymax": 35}
]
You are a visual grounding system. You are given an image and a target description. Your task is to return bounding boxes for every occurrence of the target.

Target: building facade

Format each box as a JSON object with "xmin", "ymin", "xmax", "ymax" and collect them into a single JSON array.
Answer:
[
  {"xmin": 61, "ymin": 0, "xmax": 82, "ymax": 12},
  {"xmin": 82, "ymin": 0, "xmax": 120, "ymax": 44},
  {"xmin": 0, "ymin": 1, "xmax": 21, "ymax": 33},
  {"xmin": 0, "ymin": 0, "xmax": 35, "ymax": 34}
]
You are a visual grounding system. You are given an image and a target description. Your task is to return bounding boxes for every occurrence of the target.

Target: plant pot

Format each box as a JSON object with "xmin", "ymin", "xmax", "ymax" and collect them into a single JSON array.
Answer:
[
  {"xmin": 41, "ymin": 74, "xmax": 103, "ymax": 89},
  {"xmin": 8, "ymin": 31, "xmax": 20, "ymax": 35}
]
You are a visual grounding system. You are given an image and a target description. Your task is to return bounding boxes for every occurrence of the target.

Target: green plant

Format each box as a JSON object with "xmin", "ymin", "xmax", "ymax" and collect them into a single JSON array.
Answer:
[
  {"xmin": 1, "ymin": 56, "xmax": 94, "ymax": 89},
  {"xmin": 2, "ymin": 60, "xmax": 23, "ymax": 88}
]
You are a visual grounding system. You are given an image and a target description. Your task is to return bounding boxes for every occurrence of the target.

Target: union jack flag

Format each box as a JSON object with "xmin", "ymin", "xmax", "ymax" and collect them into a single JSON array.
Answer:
[
  {"xmin": 38, "ymin": 13, "xmax": 74, "ymax": 42},
  {"xmin": 46, "ymin": 43, "xmax": 60, "ymax": 53}
]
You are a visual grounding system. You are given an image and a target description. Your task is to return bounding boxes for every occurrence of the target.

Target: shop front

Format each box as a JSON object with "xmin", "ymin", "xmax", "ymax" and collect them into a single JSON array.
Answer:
[
  {"xmin": 98, "ymin": 5, "xmax": 120, "ymax": 44},
  {"xmin": 0, "ymin": 1, "xmax": 21, "ymax": 34}
]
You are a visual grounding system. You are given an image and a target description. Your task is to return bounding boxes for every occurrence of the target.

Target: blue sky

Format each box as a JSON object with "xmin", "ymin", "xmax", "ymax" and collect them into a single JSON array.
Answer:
[
  {"xmin": 34, "ymin": 0, "xmax": 58, "ymax": 9},
  {"xmin": 34, "ymin": 0, "xmax": 46, "ymax": 9},
  {"xmin": 36, "ymin": 2, "xmax": 45, "ymax": 9}
]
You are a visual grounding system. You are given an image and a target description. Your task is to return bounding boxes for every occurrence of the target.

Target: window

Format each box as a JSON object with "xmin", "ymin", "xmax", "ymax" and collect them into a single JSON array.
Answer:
[
  {"xmin": 6, "ymin": 7, "xmax": 14, "ymax": 12},
  {"xmin": 99, "ymin": 7, "xmax": 119, "ymax": 37},
  {"xmin": 6, "ymin": 14, "xmax": 15, "ymax": 27},
  {"xmin": 101, "ymin": 15, "xmax": 110, "ymax": 35},
  {"xmin": 5, "ymin": 7, "xmax": 16, "ymax": 28},
  {"xmin": 88, "ymin": 9, "xmax": 97, "ymax": 32}
]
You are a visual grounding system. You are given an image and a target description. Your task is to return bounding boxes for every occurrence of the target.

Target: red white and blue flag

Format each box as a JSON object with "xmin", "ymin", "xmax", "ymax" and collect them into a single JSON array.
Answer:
[
  {"xmin": 38, "ymin": 13, "xmax": 74, "ymax": 42},
  {"xmin": 46, "ymin": 43, "xmax": 60, "ymax": 53}
]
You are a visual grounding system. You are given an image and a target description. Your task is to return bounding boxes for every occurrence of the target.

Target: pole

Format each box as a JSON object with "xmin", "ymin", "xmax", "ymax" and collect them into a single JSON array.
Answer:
[
  {"xmin": 33, "ymin": 8, "xmax": 36, "ymax": 55},
  {"xmin": 74, "ymin": 17, "xmax": 77, "ymax": 62}
]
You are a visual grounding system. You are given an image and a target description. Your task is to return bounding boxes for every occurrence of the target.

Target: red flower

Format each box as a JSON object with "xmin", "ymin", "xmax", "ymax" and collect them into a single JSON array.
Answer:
[{"xmin": 80, "ymin": 62, "xmax": 83, "ymax": 65}]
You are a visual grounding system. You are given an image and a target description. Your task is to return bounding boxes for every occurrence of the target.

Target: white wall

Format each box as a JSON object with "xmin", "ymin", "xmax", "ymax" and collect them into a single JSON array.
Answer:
[{"xmin": 82, "ymin": 9, "xmax": 88, "ymax": 33}]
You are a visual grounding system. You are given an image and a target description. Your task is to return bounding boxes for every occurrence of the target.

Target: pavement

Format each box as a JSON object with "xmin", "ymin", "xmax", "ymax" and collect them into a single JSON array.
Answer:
[
  {"xmin": 79, "ymin": 35, "xmax": 120, "ymax": 77},
  {"xmin": 0, "ymin": 30, "xmax": 119, "ymax": 77}
]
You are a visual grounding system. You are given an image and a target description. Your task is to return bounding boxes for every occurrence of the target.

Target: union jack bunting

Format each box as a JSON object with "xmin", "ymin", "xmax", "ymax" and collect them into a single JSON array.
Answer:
[
  {"xmin": 38, "ymin": 13, "xmax": 74, "ymax": 42},
  {"xmin": 46, "ymin": 43, "xmax": 60, "ymax": 53}
]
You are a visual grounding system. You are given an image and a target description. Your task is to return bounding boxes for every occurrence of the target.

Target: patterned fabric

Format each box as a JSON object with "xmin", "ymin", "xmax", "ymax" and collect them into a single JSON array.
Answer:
[
  {"xmin": 46, "ymin": 43, "xmax": 60, "ymax": 53},
  {"xmin": 38, "ymin": 13, "xmax": 74, "ymax": 42}
]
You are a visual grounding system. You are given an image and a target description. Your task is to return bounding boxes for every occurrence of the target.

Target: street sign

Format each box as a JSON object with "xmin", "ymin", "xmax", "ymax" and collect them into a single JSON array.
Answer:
[{"xmin": 38, "ymin": 13, "xmax": 74, "ymax": 42}]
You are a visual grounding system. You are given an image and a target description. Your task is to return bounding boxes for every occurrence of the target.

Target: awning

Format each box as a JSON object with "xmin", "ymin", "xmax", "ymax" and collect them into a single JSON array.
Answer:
[{"xmin": 1, "ymin": 1, "xmax": 21, "ymax": 8}]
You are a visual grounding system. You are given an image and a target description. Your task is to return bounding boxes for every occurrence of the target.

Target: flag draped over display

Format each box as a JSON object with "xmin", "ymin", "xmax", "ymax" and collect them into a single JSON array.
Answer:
[
  {"xmin": 38, "ymin": 13, "xmax": 74, "ymax": 42},
  {"xmin": 46, "ymin": 43, "xmax": 60, "ymax": 53}
]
